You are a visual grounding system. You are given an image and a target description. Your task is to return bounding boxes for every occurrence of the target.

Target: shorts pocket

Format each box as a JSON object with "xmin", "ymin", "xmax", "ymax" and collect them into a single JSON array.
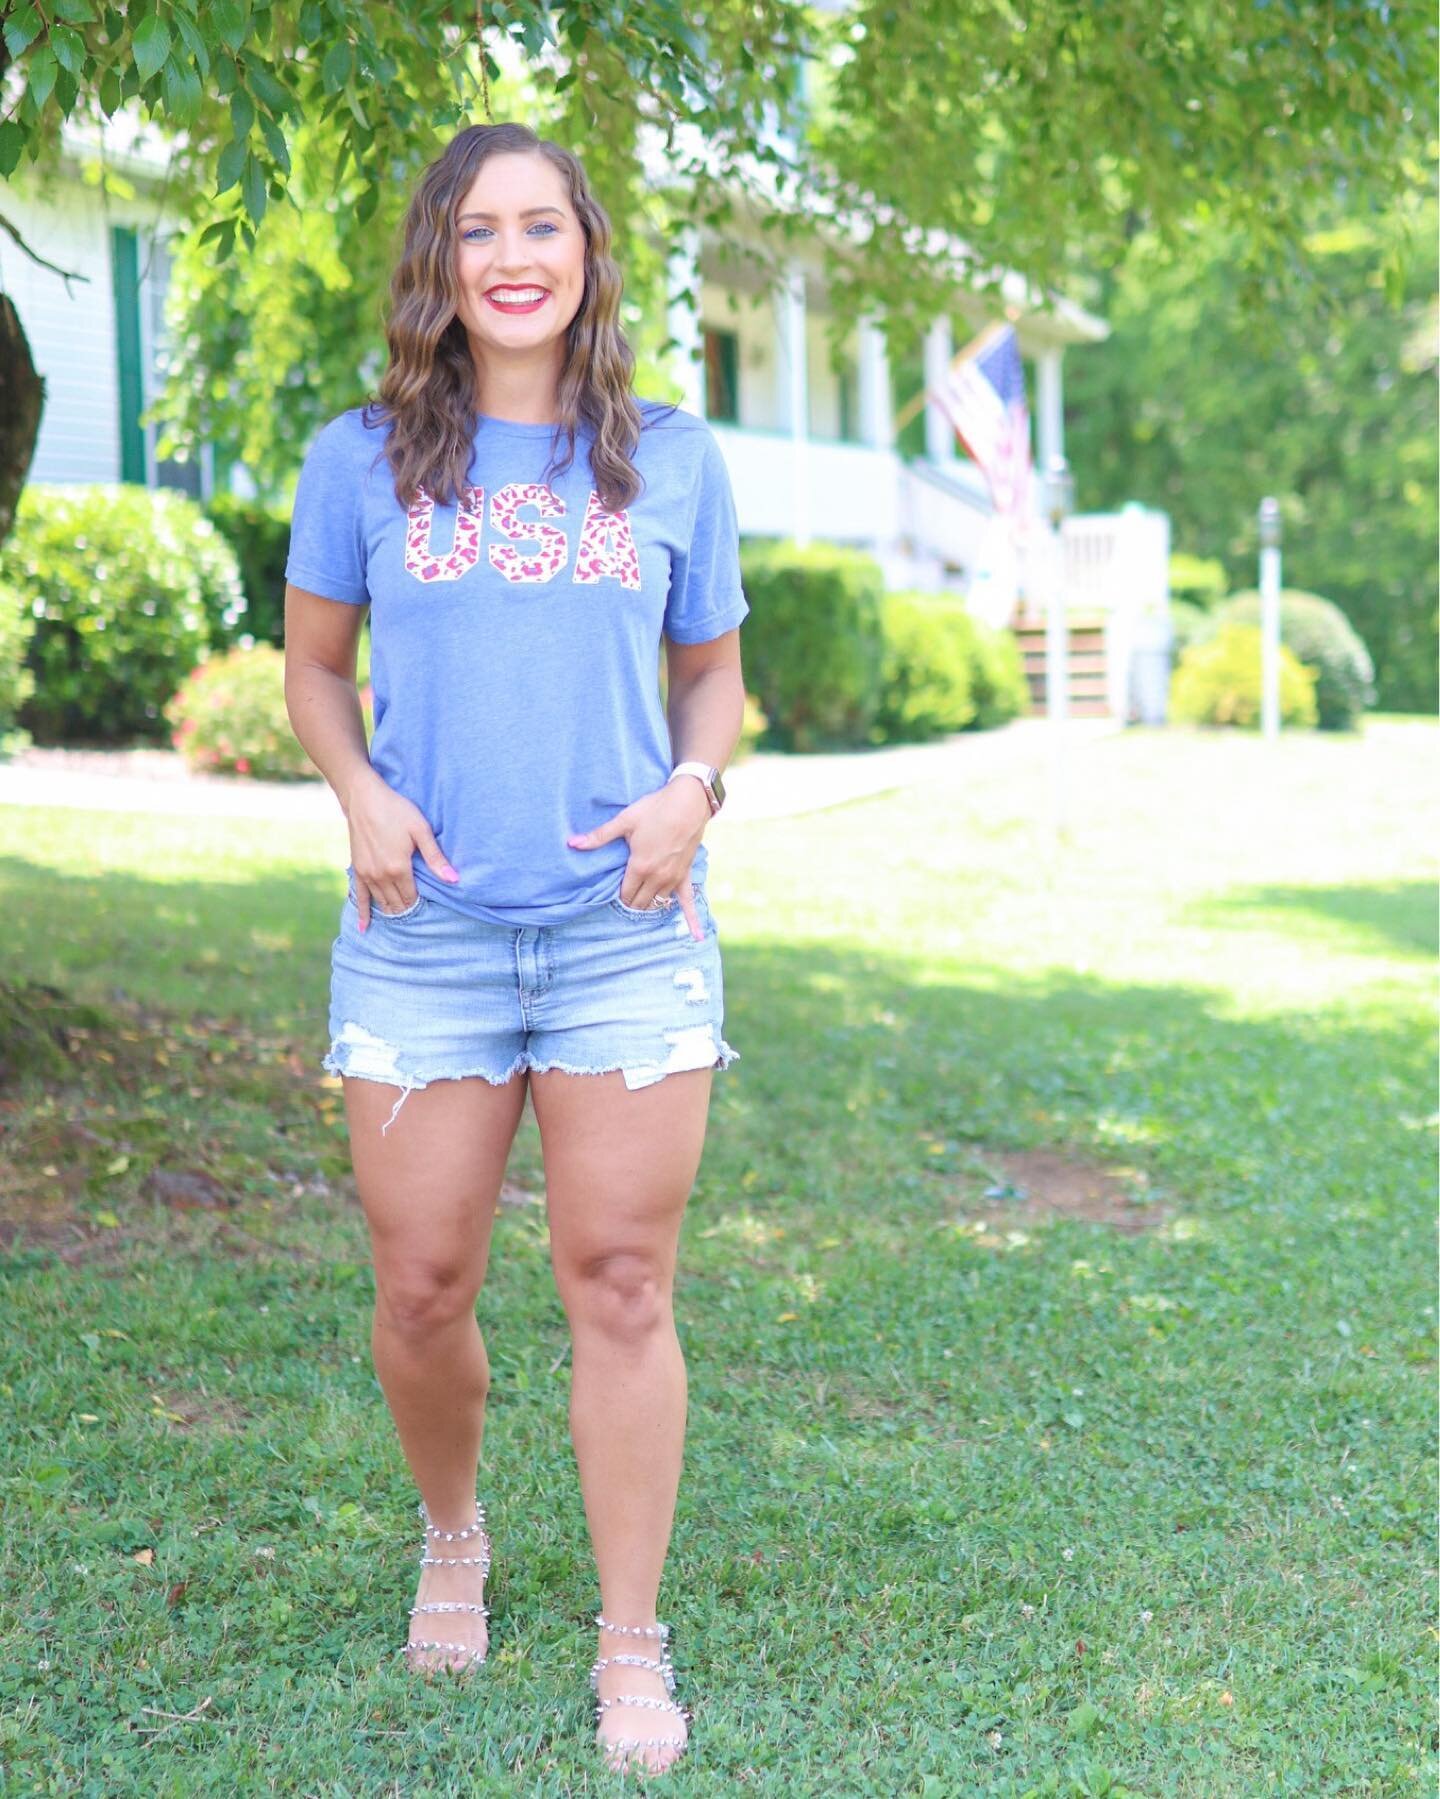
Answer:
[
  {"xmin": 349, "ymin": 885, "xmax": 427, "ymax": 922},
  {"xmin": 609, "ymin": 890, "xmax": 682, "ymax": 922}
]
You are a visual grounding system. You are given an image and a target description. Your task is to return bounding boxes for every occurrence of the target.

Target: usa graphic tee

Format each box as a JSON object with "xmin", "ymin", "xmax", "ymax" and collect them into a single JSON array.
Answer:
[{"xmin": 284, "ymin": 400, "xmax": 749, "ymax": 926}]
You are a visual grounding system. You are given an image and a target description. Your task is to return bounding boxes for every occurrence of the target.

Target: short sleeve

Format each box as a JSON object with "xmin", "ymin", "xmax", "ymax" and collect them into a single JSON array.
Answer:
[
  {"xmin": 662, "ymin": 427, "xmax": 750, "ymax": 644},
  {"xmin": 284, "ymin": 415, "xmax": 370, "ymax": 605}
]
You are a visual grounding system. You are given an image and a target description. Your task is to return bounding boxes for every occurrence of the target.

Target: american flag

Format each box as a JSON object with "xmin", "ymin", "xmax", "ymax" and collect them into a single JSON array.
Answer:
[{"xmin": 928, "ymin": 321, "xmax": 1035, "ymax": 540}]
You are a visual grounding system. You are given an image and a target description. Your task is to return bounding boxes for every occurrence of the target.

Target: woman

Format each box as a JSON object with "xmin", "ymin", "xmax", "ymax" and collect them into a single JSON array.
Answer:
[{"xmin": 282, "ymin": 120, "xmax": 748, "ymax": 1776}]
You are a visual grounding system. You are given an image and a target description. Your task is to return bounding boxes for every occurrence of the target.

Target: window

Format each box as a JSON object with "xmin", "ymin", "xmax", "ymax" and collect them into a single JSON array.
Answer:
[{"xmin": 702, "ymin": 327, "xmax": 739, "ymax": 423}]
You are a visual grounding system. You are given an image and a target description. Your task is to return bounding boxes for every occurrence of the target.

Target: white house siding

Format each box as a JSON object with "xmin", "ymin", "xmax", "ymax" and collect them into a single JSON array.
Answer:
[
  {"xmin": 3, "ymin": 172, "xmax": 125, "ymax": 485},
  {"xmin": 3, "ymin": 152, "xmax": 201, "ymax": 495}
]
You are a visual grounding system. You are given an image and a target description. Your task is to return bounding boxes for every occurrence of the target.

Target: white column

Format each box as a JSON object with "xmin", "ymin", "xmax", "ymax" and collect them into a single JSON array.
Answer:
[
  {"xmin": 665, "ymin": 222, "xmax": 705, "ymax": 415},
  {"xmin": 924, "ymin": 315, "xmax": 956, "ymax": 465},
  {"xmin": 777, "ymin": 265, "xmax": 810, "ymax": 546},
  {"xmin": 1035, "ymin": 345, "xmax": 1064, "ymax": 484},
  {"xmin": 858, "ymin": 314, "xmax": 892, "ymax": 449}
]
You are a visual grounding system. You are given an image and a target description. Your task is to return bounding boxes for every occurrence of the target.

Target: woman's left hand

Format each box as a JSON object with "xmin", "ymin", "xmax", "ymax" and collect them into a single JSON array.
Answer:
[{"xmin": 567, "ymin": 778, "xmax": 711, "ymax": 941}]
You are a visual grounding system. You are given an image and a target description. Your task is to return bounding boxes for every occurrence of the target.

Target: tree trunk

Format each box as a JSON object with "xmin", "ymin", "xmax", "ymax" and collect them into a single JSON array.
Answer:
[
  {"xmin": 0, "ymin": 289, "xmax": 44, "ymax": 549},
  {"xmin": 1, "ymin": 262, "xmax": 55, "ymax": 1036}
]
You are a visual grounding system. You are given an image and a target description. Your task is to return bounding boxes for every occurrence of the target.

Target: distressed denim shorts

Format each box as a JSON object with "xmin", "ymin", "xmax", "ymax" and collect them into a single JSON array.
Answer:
[{"xmin": 321, "ymin": 875, "xmax": 740, "ymax": 1134}]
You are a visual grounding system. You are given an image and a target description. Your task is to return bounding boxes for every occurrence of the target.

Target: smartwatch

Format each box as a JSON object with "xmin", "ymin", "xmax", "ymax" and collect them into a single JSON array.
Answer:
[{"xmin": 668, "ymin": 760, "xmax": 725, "ymax": 815}]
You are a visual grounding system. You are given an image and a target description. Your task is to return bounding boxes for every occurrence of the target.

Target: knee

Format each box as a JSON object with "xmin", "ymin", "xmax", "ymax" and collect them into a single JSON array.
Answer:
[
  {"xmin": 565, "ymin": 1251, "xmax": 672, "ymax": 1342},
  {"xmin": 376, "ymin": 1262, "xmax": 483, "ymax": 1346}
]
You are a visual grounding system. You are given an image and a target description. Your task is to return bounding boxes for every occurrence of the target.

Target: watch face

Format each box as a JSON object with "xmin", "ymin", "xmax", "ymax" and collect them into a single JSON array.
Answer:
[{"xmin": 711, "ymin": 768, "xmax": 725, "ymax": 807}]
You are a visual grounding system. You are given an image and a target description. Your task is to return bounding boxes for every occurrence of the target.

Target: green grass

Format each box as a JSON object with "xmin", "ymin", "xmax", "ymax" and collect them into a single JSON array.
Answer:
[{"xmin": 1, "ymin": 717, "xmax": 1435, "ymax": 1795}]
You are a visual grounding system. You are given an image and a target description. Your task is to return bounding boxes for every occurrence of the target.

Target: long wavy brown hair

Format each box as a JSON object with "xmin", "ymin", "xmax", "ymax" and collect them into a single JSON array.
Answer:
[{"xmin": 359, "ymin": 122, "xmax": 675, "ymax": 516}]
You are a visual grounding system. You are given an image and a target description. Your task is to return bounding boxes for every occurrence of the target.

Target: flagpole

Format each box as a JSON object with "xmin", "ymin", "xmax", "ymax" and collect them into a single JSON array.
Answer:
[{"xmin": 1044, "ymin": 454, "xmax": 1075, "ymax": 845}]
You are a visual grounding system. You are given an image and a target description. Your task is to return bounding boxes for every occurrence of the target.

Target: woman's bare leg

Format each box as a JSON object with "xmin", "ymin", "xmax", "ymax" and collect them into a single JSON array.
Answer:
[
  {"xmin": 530, "ymin": 1064, "xmax": 712, "ymax": 1774},
  {"xmin": 344, "ymin": 1068, "xmax": 530, "ymax": 1671}
]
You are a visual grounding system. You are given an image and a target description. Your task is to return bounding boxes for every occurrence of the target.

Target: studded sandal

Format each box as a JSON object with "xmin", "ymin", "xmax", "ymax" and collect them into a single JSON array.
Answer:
[
  {"xmin": 589, "ymin": 1612, "xmax": 692, "ymax": 1769},
  {"xmin": 400, "ymin": 1497, "xmax": 492, "ymax": 1673}
]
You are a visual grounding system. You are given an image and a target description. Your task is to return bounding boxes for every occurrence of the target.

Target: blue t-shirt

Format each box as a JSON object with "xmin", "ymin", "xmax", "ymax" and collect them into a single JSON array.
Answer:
[{"xmin": 285, "ymin": 400, "xmax": 749, "ymax": 925}]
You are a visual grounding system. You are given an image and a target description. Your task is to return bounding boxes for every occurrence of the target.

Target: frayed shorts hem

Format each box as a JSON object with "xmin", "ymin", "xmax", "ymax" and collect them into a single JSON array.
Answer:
[{"xmin": 321, "ymin": 1035, "xmax": 740, "ymax": 1134}]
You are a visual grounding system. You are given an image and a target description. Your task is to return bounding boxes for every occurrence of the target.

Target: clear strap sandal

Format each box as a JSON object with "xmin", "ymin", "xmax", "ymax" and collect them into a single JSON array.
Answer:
[
  {"xmin": 401, "ymin": 1497, "xmax": 492, "ymax": 1673},
  {"xmin": 589, "ymin": 1612, "xmax": 692, "ymax": 1766}
]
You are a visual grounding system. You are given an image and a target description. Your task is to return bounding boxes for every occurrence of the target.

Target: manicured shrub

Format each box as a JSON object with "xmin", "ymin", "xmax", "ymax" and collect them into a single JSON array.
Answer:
[
  {"xmin": 736, "ymin": 539, "xmax": 886, "ymax": 751},
  {"xmin": 962, "ymin": 615, "xmax": 1031, "ymax": 728},
  {"xmin": 206, "ymin": 492, "xmax": 292, "ymax": 648},
  {"xmin": 735, "ymin": 688, "xmax": 769, "ymax": 758},
  {"xmin": 0, "ymin": 483, "xmax": 246, "ymax": 744},
  {"xmin": 0, "ymin": 576, "xmax": 37, "ymax": 756},
  {"xmin": 1170, "ymin": 622, "xmax": 1318, "ymax": 729},
  {"xmin": 1168, "ymin": 552, "xmax": 1228, "ymax": 612},
  {"xmin": 1212, "ymin": 588, "xmax": 1376, "ymax": 730},
  {"xmin": 873, "ymin": 592, "xmax": 977, "ymax": 741},
  {"xmin": 1169, "ymin": 598, "xmax": 1215, "ymax": 660}
]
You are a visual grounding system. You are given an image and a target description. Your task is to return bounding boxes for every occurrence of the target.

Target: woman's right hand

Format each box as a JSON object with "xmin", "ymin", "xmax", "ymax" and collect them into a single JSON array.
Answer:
[{"xmin": 345, "ymin": 769, "xmax": 459, "ymax": 931}]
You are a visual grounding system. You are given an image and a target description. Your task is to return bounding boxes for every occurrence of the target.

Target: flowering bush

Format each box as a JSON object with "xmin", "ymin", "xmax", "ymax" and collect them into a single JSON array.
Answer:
[{"xmin": 167, "ymin": 643, "xmax": 374, "ymax": 779}]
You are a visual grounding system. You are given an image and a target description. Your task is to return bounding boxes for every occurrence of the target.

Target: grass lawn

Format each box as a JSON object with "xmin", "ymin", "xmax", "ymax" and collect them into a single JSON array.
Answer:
[{"xmin": 1, "ymin": 716, "xmax": 1435, "ymax": 1796}]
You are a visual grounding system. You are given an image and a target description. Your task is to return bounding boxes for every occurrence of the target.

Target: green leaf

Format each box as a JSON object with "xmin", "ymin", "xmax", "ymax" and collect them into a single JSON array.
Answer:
[
  {"xmin": 257, "ymin": 110, "xmax": 290, "ymax": 175},
  {"xmin": 216, "ymin": 135, "xmax": 246, "ymax": 195},
  {"xmin": 241, "ymin": 149, "xmax": 267, "ymax": 227},
  {"xmin": 3, "ymin": 5, "xmax": 43, "ymax": 58},
  {"xmin": 211, "ymin": 0, "xmax": 247, "ymax": 52},
  {"xmin": 132, "ymin": 13, "xmax": 170, "ymax": 83},
  {"xmin": 98, "ymin": 66, "xmax": 122, "ymax": 115},
  {"xmin": 25, "ymin": 44, "xmax": 57, "ymax": 108},
  {"xmin": 242, "ymin": 52, "xmax": 292, "ymax": 118},
  {"xmin": 0, "ymin": 121, "xmax": 23, "ymax": 177},
  {"xmin": 321, "ymin": 39, "xmax": 353, "ymax": 93},
  {"xmin": 52, "ymin": 0, "xmax": 97, "ymax": 20},
  {"xmin": 49, "ymin": 22, "xmax": 86, "ymax": 74},
  {"xmin": 229, "ymin": 85, "xmax": 254, "ymax": 139},
  {"xmin": 171, "ymin": 10, "xmax": 211, "ymax": 79},
  {"xmin": 53, "ymin": 66, "xmax": 79, "ymax": 114},
  {"xmin": 161, "ymin": 57, "xmax": 205, "ymax": 127},
  {"xmin": 342, "ymin": 79, "xmax": 369, "ymax": 130}
]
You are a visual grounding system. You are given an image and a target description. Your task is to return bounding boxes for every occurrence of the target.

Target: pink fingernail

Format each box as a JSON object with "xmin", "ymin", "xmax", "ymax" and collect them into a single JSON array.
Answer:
[{"xmin": 441, "ymin": 864, "xmax": 459, "ymax": 881}]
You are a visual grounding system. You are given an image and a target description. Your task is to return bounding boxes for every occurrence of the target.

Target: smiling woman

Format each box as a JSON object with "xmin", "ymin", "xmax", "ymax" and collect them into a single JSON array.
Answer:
[{"xmin": 280, "ymin": 120, "xmax": 751, "ymax": 1777}]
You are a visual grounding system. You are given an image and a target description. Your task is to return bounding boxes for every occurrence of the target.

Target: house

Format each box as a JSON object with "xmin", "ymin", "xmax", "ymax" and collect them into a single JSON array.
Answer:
[{"xmin": 4, "ymin": 98, "xmax": 1170, "ymax": 722}]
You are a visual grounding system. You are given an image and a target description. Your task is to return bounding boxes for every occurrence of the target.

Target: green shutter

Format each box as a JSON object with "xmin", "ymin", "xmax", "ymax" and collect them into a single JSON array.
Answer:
[{"xmin": 111, "ymin": 224, "xmax": 146, "ymax": 484}]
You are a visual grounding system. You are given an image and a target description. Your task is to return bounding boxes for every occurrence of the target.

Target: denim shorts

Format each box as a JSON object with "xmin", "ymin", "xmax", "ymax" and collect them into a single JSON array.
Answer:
[{"xmin": 321, "ymin": 876, "xmax": 740, "ymax": 1134}]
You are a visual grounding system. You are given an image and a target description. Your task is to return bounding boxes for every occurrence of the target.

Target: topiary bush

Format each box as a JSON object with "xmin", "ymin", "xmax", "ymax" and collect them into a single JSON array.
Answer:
[
  {"xmin": 873, "ymin": 592, "xmax": 978, "ymax": 742},
  {"xmin": 1212, "ymin": 588, "xmax": 1376, "ymax": 730},
  {"xmin": 0, "ymin": 576, "xmax": 37, "ymax": 758},
  {"xmin": 736, "ymin": 539, "xmax": 886, "ymax": 751},
  {"xmin": 0, "ymin": 483, "xmax": 247, "ymax": 745},
  {"xmin": 1170, "ymin": 622, "xmax": 1318, "ymax": 729}
]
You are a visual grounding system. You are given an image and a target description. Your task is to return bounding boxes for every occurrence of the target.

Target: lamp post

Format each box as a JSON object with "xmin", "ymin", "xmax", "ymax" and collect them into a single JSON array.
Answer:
[
  {"xmin": 1045, "ymin": 454, "xmax": 1075, "ymax": 839},
  {"xmin": 1258, "ymin": 496, "xmax": 1282, "ymax": 739}
]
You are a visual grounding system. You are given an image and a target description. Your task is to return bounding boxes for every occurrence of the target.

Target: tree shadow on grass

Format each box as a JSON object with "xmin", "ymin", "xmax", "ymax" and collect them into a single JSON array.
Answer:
[
  {"xmin": 0, "ymin": 862, "xmax": 1434, "ymax": 1793},
  {"xmin": 0, "ymin": 856, "xmax": 1431, "ymax": 1274},
  {"xmin": 1181, "ymin": 879, "xmax": 1438, "ymax": 960}
]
